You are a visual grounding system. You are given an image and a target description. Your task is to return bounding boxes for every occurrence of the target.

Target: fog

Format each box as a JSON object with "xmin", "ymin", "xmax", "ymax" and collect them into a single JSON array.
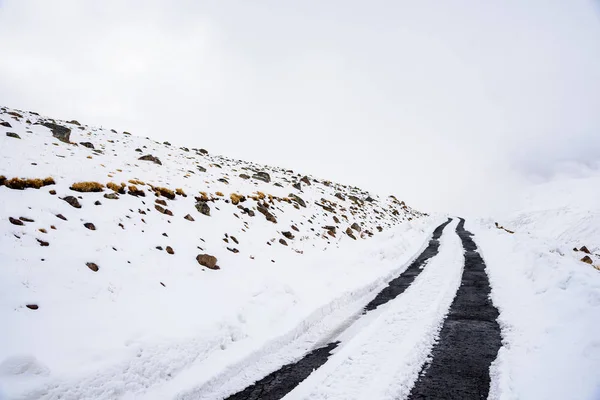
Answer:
[{"xmin": 1, "ymin": 0, "xmax": 599, "ymax": 215}]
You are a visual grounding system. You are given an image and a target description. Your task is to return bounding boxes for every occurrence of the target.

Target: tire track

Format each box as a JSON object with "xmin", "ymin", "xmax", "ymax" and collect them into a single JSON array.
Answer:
[
  {"xmin": 407, "ymin": 218, "xmax": 502, "ymax": 399},
  {"xmin": 224, "ymin": 218, "xmax": 453, "ymax": 400}
]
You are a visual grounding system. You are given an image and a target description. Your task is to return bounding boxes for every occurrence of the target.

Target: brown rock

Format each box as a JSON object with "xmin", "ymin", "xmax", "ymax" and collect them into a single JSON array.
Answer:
[
  {"xmin": 138, "ymin": 154, "xmax": 162, "ymax": 165},
  {"xmin": 84, "ymin": 222, "xmax": 96, "ymax": 230},
  {"xmin": 195, "ymin": 201, "xmax": 211, "ymax": 216},
  {"xmin": 9, "ymin": 217, "xmax": 23, "ymax": 226},
  {"xmin": 197, "ymin": 254, "xmax": 218, "ymax": 269},
  {"xmin": 26, "ymin": 304, "xmax": 39, "ymax": 310},
  {"xmin": 580, "ymin": 246, "xmax": 591, "ymax": 254},
  {"xmin": 279, "ymin": 238, "xmax": 288, "ymax": 246},
  {"xmin": 282, "ymin": 231, "xmax": 294, "ymax": 240},
  {"xmin": 37, "ymin": 238, "xmax": 49, "ymax": 246},
  {"xmin": 86, "ymin": 262, "xmax": 99, "ymax": 272},
  {"xmin": 581, "ymin": 255, "xmax": 593, "ymax": 264},
  {"xmin": 49, "ymin": 190, "xmax": 56, "ymax": 195},
  {"xmin": 63, "ymin": 196, "xmax": 81, "ymax": 208},
  {"xmin": 155, "ymin": 199, "xmax": 167, "ymax": 206},
  {"xmin": 346, "ymin": 227, "xmax": 357, "ymax": 240},
  {"xmin": 351, "ymin": 222, "xmax": 361, "ymax": 232},
  {"xmin": 166, "ymin": 246, "xmax": 174, "ymax": 254},
  {"xmin": 184, "ymin": 214, "xmax": 195, "ymax": 221},
  {"xmin": 257, "ymin": 205, "xmax": 277, "ymax": 223},
  {"xmin": 56, "ymin": 214, "xmax": 67, "ymax": 221}
]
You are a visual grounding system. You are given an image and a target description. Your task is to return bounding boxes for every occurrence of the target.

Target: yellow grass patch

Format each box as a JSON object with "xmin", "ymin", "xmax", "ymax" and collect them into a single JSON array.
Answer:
[{"xmin": 70, "ymin": 181, "xmax": 104, "ymax": 192}]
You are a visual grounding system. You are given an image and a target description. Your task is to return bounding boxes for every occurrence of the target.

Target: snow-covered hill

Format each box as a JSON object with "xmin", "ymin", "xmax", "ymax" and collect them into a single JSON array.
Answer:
[{"xmin": 0, "ymin": 106, "xmax": 436, "ymax": 399}]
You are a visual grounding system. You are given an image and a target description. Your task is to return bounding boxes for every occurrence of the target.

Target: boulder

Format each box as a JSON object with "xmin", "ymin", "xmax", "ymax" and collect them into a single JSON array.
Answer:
[
  {"xmin": 42, "ymin": 122, "xmax": 71, "ymax": 143},
  {"xmin": 6, "ymin": 132, "xmax": 20, "ymax": 139},
  {"xmin": 62, "ymin": 196, "xmax": 81, "ymax": 208},
  {"xmin": 282, "ymin": 231, "xmax": 294, "ymax": 240},
  {"xmin": 138, "ymin": 154, "xmax": 162, "ymax": 165},
  {"xmin": 289, "ymin": 193, "xmax": 306, "ymax": 208},
  {"xmin": 252, "ymin": 171, "xmax": 271, "ymax": 183},
  {"xmin": 581, "ymin": 255, "xmax": 593, "ymax": 264},
  {"xmin": 195, "ymin": 201, "xmax": 211, "ymax": 216},
  {"xmin": 351, "ymin": 222, "xmax": 361, "ymax": 232},
  {"xmin": 79, "ymin": 142, "xmax": 94, "ymax": 149},
  {"xmin": 197, "ymin": 254, "xmax": 218, "ymax": 269}
]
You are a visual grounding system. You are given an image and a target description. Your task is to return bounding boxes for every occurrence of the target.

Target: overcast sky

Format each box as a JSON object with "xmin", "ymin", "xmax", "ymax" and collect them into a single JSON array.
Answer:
[{"xmin": 1, "ymin": 0, "xmax": 599, "ymax": 215}]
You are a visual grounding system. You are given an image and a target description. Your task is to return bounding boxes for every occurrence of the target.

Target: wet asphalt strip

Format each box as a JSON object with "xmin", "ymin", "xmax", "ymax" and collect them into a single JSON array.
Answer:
[
  {"xmin": 225, "ymin": 218, "xmax": 453, "ymax": 400},
  {"xmin": 407, "ymin": 218, "xmax": 502, "ymax": 400}
]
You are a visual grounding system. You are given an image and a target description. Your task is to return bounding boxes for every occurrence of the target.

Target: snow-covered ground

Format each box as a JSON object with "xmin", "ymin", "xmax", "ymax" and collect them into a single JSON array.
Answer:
[
  {"xmin": 0, "ymin": 106, "xmax": 438, "ymax": 399},
  {"xmin": 470, "ymin": 171, "xmax": 600, "ymax": 400},
  {"xmin": 1, "ymin": 104, "xmax": 599, "ymax": 400}
]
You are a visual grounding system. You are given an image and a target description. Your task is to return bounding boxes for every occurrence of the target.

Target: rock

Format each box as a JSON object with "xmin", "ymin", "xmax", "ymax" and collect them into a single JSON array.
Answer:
[
  {"xmin": 300, "ymin": 176, "xmax": 311, "ymax": 186},
  {"xmin": 323, "ymin": 225, "xmax": 336, "ymax": 233},
  {"xmin": 199, "ymin": 148, "xmax": 209, "ymax": 155},
  {"xmin": 155, "ymin": 204, "xmax": 173, "ymax": 216},
  {"xmin": 291, "ymin": 225, "xmax": 299, "ymax": 232},
  {"xmin": 138, "ymin": 154, "xmax": 162, "ymax": 165},
  {"xmin": 86, "ymin": 262, "xmax": 99, "ymax": 272},
  {"xmin": 580, "ymin": 246, "xmax": 591, "ymax": 254},
  {"xmin": 6, "ymin": 132, "xmax": 20, "ymax": 139},
  {"xmin": 0, "ymin": 121, "xmax": 11, "ymax": 128},
  {"xmin": 197, "ymin": 166, "xmax": 207, "ymax": 172},
  {"xmin": 197, "ymin": 254, "xmax": 218, "ymax": 269},
  {"xmin": 156, "ymin": 246, "xmax": 163, "ymax": 250},
  {"xmin": 289, "ymin": 193, "xmax": 306, "ymax": 208},
  {"xmin": 218, "ymin": 178, "xmax": 229, "ymax": 184},
  {"xmin": 239, "ymin": 173, "xmax": 250, "ymax": 179},
  {"xmin": 103, "ymin": 193, "xmax": 119, "ymax": 200},
  {"xmin": 26, "ymin": 304, "xmax": 39, "ymax": 310},
  {"xmin": 279, "ymin": 238, "xmax": 288, "ymax": 246},
  {"xmin": 333, "ymin": 216, "xmax": 340, "ymax": 224},
  {"xmin": 163, "ymin": 141, "xmax": 171, "ymax": 146},
  {"xmin": 292, "ymin": 182, "xmax": 301, "ymax": 191},
  {"xmin": 184, "ymin": 214, "xmax": 195, "ymax": 221},
  {"xmin": 346, "ymin": 227, "xmax": 357, "ymax": 240},
  {"xmin": 581, "ymin": 255, "xmax": 593, "ymax": 264},
  {"xmin": 68, "ymin": 120, "xmax": 81, "ymax": 126},
  {"xmin": 155, "ymin": 199, "xmax": 167, "ymax": 206},
  {"xmin": 365, "ymin": 196, "xmax": 375, "ymax": 202},
  {"xmin": 94, "ymin": 200, "xmax": 101, "ymax": 206},
  {"xmin": 195, "ymin": 201, "xmax": 211, "ymax": 216},
  {"xmin": 62, "ymin": 196, "xmax": 81, "ymax": 208},
  {"xmin": 84, "ymin": 222, "xmax": 96, "ymax": 230},
  {"xmin": 252, "ymin": 171, "xmax": 271, "ymax": 183},
  {"xmin": 257, "ymin": 205, "xmax": 277, "ymax": 223},
  {"xmin": 227, "ymin": 247, "xmax": 239, "ymax": 253},
  {"xmin": 79, "ymin": 141, "xmax": 94, "ymax": 149},
  {"xmin": 20, "ymin": 217, "xmax": 34, "ymax": 222},
  {"xmin": 9, "ymin": 217, "xmax": 24, "ymax": 226},
  {"xmin": 41, "ymin": 122, "xmax": 71, "ymax": 143},
  {"xmin": 166, "ymin": 246, "xmax": 174, "ymax": 255},
  {"xmin": 282, "ymin": 231, "xmax": 295, "ymax": 240},
  {"xmin": 56, "ymin": 214, "xmax": 67, "ymax": 221},
  {"xmin": 335, "ymin": 192, "xmax": 345, "ymax": 201},
  {"xmin": 351, "ymin": 222, "xmax": 361, "ymax": 232},
  {"xmin": 49, "ymin": 190, "xmax": 56, "ymax": 195},
  {"xmin": 37, "ymin": 238, "xmax": 49, "ymax": 246}
]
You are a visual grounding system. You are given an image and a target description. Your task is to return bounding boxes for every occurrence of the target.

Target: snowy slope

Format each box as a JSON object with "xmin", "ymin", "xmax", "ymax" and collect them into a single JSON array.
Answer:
[
  {"xmin": 470, "ymin": 172, "xmax": 600, "ymax": 400},
  {"xmin": 0, "ymin": 106, "xmax": 437, "ymax": 399}
]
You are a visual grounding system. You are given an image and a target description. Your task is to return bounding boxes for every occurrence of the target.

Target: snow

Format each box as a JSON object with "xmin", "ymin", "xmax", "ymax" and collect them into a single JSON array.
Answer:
[
  {"xmin": 0, "ymin": 106, "xmax": 436, "ymax": 399},
  {"xmin": 2, "ymin": 104, "xmax": 599, "ymax": 400},
  {"xmin": 470, "ymin": 171, "xmax": 600, "ymax": 400}
]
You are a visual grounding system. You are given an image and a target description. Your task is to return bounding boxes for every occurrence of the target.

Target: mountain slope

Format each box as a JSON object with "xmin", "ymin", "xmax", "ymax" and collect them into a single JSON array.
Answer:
[{"xmin": 0, "ymin": 105, "xmax": 435, "ymax": 399}]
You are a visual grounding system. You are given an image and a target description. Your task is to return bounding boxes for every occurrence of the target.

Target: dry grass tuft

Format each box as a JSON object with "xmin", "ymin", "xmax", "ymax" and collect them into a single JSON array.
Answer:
[
  {"xmin": 198, "ymin": 191, "xmax": 210, "ymax": 201},
  {"xmin": 230, "ymin": 193, "xmax": 245, "ymax": 205},
  {"xmin": 215, "ymin": 191, "xmax": 224, "ymax": 197},
  {"xmin": 153, "ymin": 186, "xmax": 175, "ymax": 200},
  {"xmin": 176, "ymin": 188, "xmax": 187, "ymax": 197},
  {"xmin": 256, "ymin": 191, "xmax": 266, "ymax": 200},
  {"xmin": 3, "ymin": 177, "xmax": 56, "ymax": 190},
  {"xmin": 70, "ymin": 181, "xmax": 104, "ymax": 192},
  {"xmin": 128, "ymin": 179, "xmax": 145, "ymax": 186},
  {"xmin": 106, "ymin": 182, "xmax": 126, "ymax": 194}
]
